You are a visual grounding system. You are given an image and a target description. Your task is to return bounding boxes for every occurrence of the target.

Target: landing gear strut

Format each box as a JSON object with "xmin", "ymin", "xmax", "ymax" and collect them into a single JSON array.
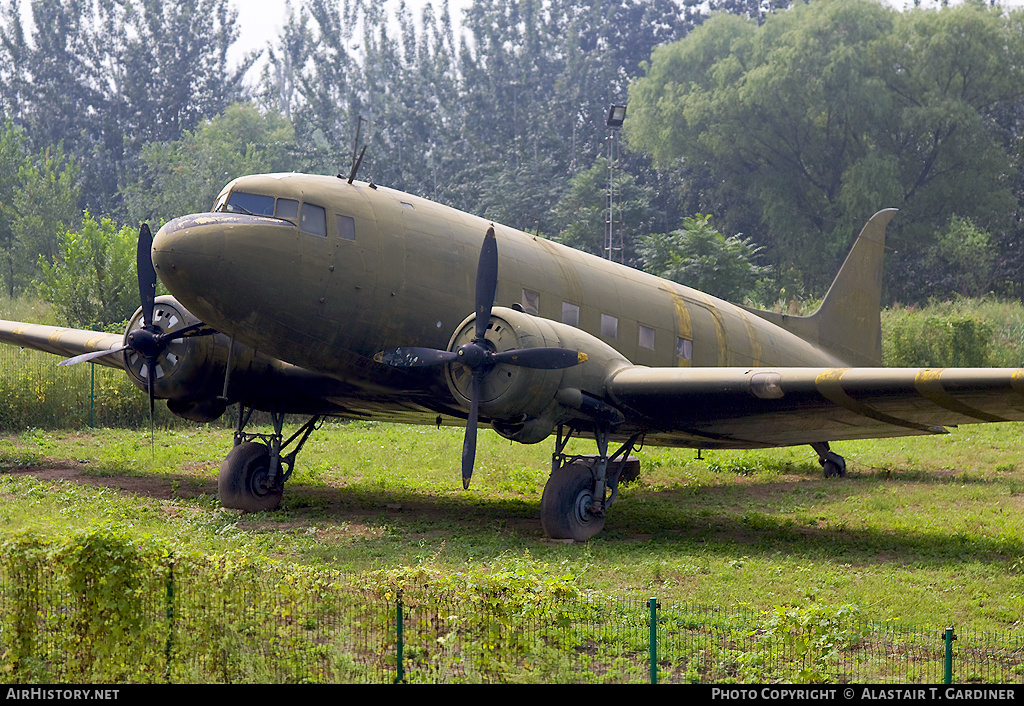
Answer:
[
  {"xmin": 218, "ymin": 404, "xmax": 322, "ymax": 512},
  {"xmin": 811, "ymin": 441, "xmax": 846, "ymax": 478},
  {"xmin": 540, "ymin": 424, "xmax": 641, "ymax": 541}
]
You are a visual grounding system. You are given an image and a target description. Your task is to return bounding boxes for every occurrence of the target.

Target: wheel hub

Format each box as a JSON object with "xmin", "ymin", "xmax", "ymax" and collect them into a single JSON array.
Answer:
[{"xmin": 575, "ymin": 488, "xmax": 598, "ymax": 524}]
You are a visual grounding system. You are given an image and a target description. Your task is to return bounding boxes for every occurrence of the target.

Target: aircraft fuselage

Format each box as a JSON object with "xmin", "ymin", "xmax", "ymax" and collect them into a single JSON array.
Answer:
[{"xmin": 152, "ymin": 173, "xmax": 846, "ymax": 423}]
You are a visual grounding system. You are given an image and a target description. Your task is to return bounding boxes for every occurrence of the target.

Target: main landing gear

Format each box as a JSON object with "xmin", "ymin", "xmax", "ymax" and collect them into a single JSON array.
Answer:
[
  {"xmin": 540, "ymin": 424, "xmax": 642, "ymax": 541},
  {"xmin": 811, "ymin": 441, "xmax": 846, "ymax": 478},
  {"xmin": 218, "ymin": 404, "xmax": 322, "ymax": 512}
]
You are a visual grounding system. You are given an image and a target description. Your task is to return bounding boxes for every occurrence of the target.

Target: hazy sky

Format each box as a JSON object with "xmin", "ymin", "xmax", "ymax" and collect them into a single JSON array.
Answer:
[
  {"xmin": 229, "ymin": 0, "xmax": 1024, "ymax": 64},
  {"xmin": 229, "ymin": 0, "xmax": 472, "ymax": 60}
]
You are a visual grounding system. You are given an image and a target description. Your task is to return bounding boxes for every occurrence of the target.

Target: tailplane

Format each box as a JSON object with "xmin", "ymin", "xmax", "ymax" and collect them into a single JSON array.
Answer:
[{"xmin": 742, "ymin": 209, "xmax": 897, "ymax": 367}]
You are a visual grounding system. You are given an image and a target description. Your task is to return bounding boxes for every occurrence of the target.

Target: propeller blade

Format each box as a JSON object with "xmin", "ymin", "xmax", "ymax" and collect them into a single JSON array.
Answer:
[
  {"xmin": 146, "ymin": 358, "xmax": 155, "ymax": 456},
  {"xmin": 137, "ymin": 224, "xmax": 157, "ymax": 328},
  {"xmin": 155, "ymin": 320, "xmax": 217, "ymax": 346},
  {"xmin": 58, "ymin": 345, "xmax": 129, "ymax": 367},
  {"xmin": 474, "ymin": 227, "xmax": 498, "ymax": 342},
  {"xmin": 491, "ymin": 348, "xmax": 588, "ymax": 369},
  {"xmin": 374, "ymin": 347, "xmax": 458, "ymax": 368},
  {"xmin": 462, "ymin": 372, "xmax": 481, "ymax": 489}
]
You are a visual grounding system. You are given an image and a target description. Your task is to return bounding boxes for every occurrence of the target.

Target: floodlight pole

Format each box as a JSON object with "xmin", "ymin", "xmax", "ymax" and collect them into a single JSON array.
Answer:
[{"xmin": 605, "ymin": 105, "xmax": 626, "ymax": 262}]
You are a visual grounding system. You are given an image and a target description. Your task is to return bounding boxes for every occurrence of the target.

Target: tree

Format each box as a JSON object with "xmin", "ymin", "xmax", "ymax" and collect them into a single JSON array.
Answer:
[
  {"xmin": 626, "ymin": 0, "xmax": 1024, "ymax": 301},
  {"xmin": 36, "ymin": 213, "xmax": 138, "ymax": 330},
  {"xmin": 637, "ymin": 214, "xmax": 768, "ymax": 303},
  {"xmin": 11, "ymin": 142, "xmax": 82, "ymax": 294},
  {"xmin": 0, "ymin": 118, "xmax": 28, "ymax": 297},
  {"xmin": 925, "ymin": 214, "xmax": 996, "ymax": 299},
  {"xmin": 0, "ymin": 0, "xmax": 248, "ymax": 216},
  {"xmin": 551, "ymin": 156, "xmax": 658, "ymax": 265},
  {"xmin": 123, "ymin": 103, "xmax": 297, "ymax": 223}
]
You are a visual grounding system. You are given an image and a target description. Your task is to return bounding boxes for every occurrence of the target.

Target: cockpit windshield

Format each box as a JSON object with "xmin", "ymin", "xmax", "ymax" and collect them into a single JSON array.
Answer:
[
  {"xmin": 214, "ymin": 190, "xmax": 331, "ymax": 237},
  {"xmin": 221, "ymin": 191, "xmax": 275, "ymax": 216}
]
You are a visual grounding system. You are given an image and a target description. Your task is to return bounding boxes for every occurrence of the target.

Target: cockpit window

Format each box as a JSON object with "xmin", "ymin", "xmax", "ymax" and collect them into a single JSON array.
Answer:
[
  {"xmin": 276, "ymin": 198, "xmax": 299, "ymax": 222},
  {"xmin": 225, "ymin": 192, "xmax": 275, "ymax": 216},
  {"xmin": 300, "ymin": 203, "xmax": 327, "ymax": 236}
]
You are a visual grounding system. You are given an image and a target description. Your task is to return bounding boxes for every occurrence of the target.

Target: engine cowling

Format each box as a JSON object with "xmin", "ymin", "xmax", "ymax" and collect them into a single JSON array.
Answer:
[
  {"xmin": 123, "ymin": 297, "xmax": 228, "ymax": 413},
  {"xmin": 444, "ymin": 306, "xmax": 632, "ymax": 443},
  {"xmin": 122, "ymin": 296, "xmax": 346, "ymax": 422}
]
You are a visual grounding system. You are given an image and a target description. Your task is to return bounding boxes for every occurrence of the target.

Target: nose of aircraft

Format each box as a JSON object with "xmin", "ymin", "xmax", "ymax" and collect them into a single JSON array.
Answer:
[
  {"xmin": 152, "ymin": 213, "xmax": 228, "ymax": 301},
  {"xmin": 152, "ymin": 212, "xmax": 296, "ymax": 331}
]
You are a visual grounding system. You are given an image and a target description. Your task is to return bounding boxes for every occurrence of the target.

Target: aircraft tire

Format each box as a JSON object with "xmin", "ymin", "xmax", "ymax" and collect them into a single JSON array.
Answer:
[
  {"xmin": 822, "ymin": 458, "xmax": 846, "ymax": 478},
  {"xmin": 820, "ymin": 451, "xmax": 846, "ymax": 478},
  {"xmin": 541, "ymin": 460, "xmax": 605, "ymax": 541},
  {"xmin": 218, "ymin": 441, "xmax": 283, "ymax": 512}
]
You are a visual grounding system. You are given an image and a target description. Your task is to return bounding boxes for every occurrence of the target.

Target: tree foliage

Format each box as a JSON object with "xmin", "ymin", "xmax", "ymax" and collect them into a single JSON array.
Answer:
[
  {"xmin": 637, "ymin": 214, "xmax": 768, "ymax": 303},
  {"xmin": 0, "ymin": 0, "xmax": 248, "ymax": 214},
  {"xmin": 36, "ymin": 213, "xmax": 139, "ymax": 330},
  {"xmin": 551, "ymin": 156, "xmax": 658, "ymax": 265},
  {"xmin": 626, "ymin": 0, "xmax": 1024, "ymax": 300},
  {"xmin": 124, "ymin": 103, "xmax": 298, "ymax": 223},
  {"xmin": 4, "ymin": 0, "xmax": 1024, "ymax": 308},
  {"xmin": 0, "ymin": 118, "xmax": 28, "ymax": 297},
  {"xmin": 11, "ymin": 142, "xmax": 82, "ymax": 295}
]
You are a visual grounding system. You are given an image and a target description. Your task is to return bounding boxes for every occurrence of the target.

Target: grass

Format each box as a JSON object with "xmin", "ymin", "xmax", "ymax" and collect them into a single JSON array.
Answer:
[
  {"xmin": 0, "ymin": 292, "xmax": 1022, "ymax": 639},
  {"xmin": 1, "ymin": 420, "xmax": 1023, "ymax": 637}
]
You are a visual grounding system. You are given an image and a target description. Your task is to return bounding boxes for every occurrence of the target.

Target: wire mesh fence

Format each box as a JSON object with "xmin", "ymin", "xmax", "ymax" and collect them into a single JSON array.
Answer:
[
  {"xmin": 1, "ymin": 531, "xmax": 1023, "ymax": 684},
  {"xmin": 0, "ymin": 344, "xmax": 170, "ymax": 430}
]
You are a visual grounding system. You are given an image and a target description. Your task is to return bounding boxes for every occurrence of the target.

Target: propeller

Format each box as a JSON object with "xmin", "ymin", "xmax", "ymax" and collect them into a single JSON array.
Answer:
[
  {"xmin": 374, "ymin": 226, "xmax": 587, "ymax": 489},
  {"xmin": 59, "ymin": 223, "xmax": 215, "ymax": 422}
]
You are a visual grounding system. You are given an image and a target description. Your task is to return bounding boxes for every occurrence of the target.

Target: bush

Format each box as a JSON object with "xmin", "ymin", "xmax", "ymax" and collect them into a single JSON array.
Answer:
[{"xmin": 884, "ymin": 311, "xmax": 993, "ymax": 367}]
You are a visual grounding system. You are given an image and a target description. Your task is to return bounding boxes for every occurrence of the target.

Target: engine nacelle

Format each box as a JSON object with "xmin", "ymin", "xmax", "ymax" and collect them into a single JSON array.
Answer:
[
  {"xmin": 444, "ymin": 307, "xmax": 632, "ymax": 443},
  {"xmin": 123, "ymin": 297, "xmax": 230, "ymax": 414},
  {"xmin": 123, "ymin": 296, "xmax": 345, "ymax": 422}
]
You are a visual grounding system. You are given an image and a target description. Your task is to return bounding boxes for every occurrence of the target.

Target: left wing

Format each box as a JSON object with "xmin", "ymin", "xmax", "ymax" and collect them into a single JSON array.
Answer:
[
  {"xmin": 0, "ymin": 320, "xmax": 126, "ymax": 370},
  {"xmin": 607, "ymin": 366, "xmax": 1024, "ymax": 449}
]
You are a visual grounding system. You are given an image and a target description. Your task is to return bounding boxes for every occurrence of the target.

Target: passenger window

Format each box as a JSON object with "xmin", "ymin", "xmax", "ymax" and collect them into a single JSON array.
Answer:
[
  {"xmin": 337, "ymin": 214, "xmax": 356, "ymax": 241},
  {"xmin": 521, "ymin": 289, "xmax": 539, "ymax": 315},
  {"xmin": 226, "ymin": 192, "xmax": 275, "ymax": 216},
  {"xmin": 562, "ymin": 302, "xmax": 579, "ymax": 327},
  {"xmin": 276, "ymin": 198, "xmax": 299, "ymax": 222},
  {"xmin": 300, "ymin": 203, "xmax": 327, "ymax": 236},
  {"xmin": 677, "ymin": 337, "xmax": 693, "ymax": 360},
  {"xmin": 639, "ymin": 325, "xmax": 655, "ymax": 350},
  {"xmin": 601, "ymin": 314, "xmax": 618, "ymax": 339}
]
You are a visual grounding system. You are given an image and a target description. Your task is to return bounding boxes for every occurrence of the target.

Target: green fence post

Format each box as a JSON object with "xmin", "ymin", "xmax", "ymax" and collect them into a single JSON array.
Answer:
[
  {"xmin": 89, "ymin": 362, "xmax": 95, "ymax": 429},
  {"xmin": 396, "ymin": 590, "xmax": 404, "ymax": 683},
  {"xmin": 944, "ymin": 627, "xmax": 956, "ymax": 684},
  {"xmin": 649, "ymin": 597, "xmax": 658, "ymax": 684},
  {"xmin": 164, "ymin": 553, "xmax": 174, "ymax": 682}
]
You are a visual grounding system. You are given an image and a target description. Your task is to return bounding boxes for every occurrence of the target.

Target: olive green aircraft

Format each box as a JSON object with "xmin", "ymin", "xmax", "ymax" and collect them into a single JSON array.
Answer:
[{"xmin": 3, "ymin": 172, "xmax": 1024, "ymax": 540}]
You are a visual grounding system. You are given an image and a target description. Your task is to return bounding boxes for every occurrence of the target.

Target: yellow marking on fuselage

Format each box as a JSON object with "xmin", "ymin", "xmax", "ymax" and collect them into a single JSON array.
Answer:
[
  {"xmin": 736, "ymin": 307, "xmax": 764, "ymax": 367},
  {"xmin": 662, "ymin": 287, "xmax": 692, "ymax": 368},
  {"xmin": 692, "ymin": 291, "xmax": 728, "ymax": 365}
]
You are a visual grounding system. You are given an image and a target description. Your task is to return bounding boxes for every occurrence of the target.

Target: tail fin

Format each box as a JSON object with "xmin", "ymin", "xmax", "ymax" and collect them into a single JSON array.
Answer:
[{"xmin": 743, "ymin": 209, "xmax": 897, "ymax": 367}]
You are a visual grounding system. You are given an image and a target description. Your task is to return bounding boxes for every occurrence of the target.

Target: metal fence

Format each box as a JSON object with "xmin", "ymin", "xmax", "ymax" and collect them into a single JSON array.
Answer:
[
  {"xmin": 0, "ymin": 344, "xmax": 167, "ymax": 430},
  {"xmin": 1, "ymin": 536, "xmax": 1022, "ymax": 684}
]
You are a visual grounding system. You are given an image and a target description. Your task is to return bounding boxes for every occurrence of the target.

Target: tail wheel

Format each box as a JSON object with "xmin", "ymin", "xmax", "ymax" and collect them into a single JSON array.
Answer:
[
  {"xmin": 541, "ymin": 461, "xmax": 605, "ymax": 541},
  {"xmin": 218, "ymin": 442, "xmax": 283, "ymax": 512}
]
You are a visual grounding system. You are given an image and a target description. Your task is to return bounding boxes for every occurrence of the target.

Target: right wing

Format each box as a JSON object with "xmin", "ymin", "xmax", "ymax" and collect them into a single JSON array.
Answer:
[
  {"xmin": 606, "ymin": 365, "xmax": 1024, "ymax": 449},
  {"xmin": 0, "ymin": 320, "xmax": 126, "ymax": 370}
]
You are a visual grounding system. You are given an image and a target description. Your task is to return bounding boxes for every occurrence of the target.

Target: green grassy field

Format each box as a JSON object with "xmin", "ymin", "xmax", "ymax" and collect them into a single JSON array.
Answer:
[
  {"xmin": 1, "ymin": 292, "xmax": 1022, "ymax": 642},
  {"xmin": 1, "ymin": 419, "xmax": 1022, "ymax": 637}
]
